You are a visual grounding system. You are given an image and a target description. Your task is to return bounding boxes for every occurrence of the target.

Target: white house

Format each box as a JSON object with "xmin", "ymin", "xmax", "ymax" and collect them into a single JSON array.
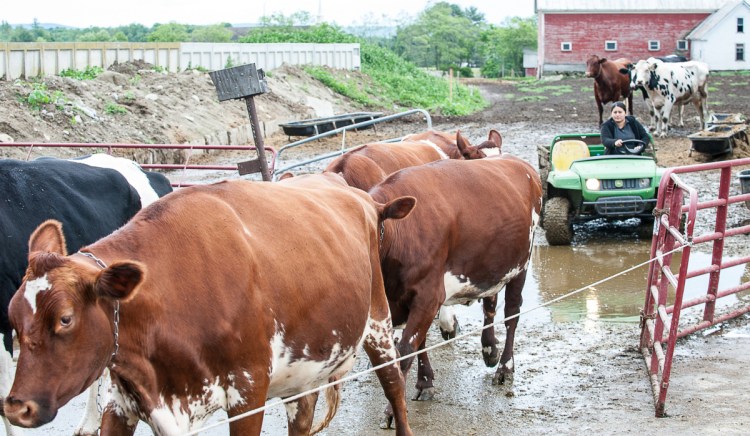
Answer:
[{"xmin": 686, "ymin": 0, "xmax": 750, "ymax": 69}]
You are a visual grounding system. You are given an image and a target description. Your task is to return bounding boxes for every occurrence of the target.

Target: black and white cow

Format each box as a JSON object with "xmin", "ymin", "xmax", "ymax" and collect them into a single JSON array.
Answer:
[
  {"xmin": 626, "ymin": 58, "xmax": 709, "ymax": 137},
  {"xmin": 0, "ymin": 154, "xmax": 171, "ymax": 435}
]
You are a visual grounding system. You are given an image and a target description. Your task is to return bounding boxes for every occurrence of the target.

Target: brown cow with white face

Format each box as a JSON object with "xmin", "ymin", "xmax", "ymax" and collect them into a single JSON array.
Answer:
[
  {"xmin": 3, "ymin": 175, "xmax": 415, "ymax": 435},
  {"xmin": 326, "ymin": 130, "xmax": 500, "ymax": 192},
  {"xmin": 369, "ymin": 156, "xmax": 542, "ymax": 400}
]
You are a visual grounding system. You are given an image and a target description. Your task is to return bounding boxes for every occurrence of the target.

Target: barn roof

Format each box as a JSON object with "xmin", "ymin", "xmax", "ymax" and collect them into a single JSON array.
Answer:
[
  {"xmin": 536, "ymin": 0, "xmax": 734, "ymax": 13},
  {"xmin": 686, "ymin": 0, "xmax": 750, "ymax": 39}
]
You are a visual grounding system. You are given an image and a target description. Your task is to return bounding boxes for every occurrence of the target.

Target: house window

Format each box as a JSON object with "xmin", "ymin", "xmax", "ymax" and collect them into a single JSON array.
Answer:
[
  {"xmin": 737, "ymin": 43, "xmax": 745, "ymax": 61},
  {"xmin": 677, "ymin": 40, "xmax": 688, "ymax": 51},
  {"xmin": 561, "ymin": 42, "xmax": 572, "ymax": 51},
  {"xmin": 738, "ymin": 17, "xmax": 744, "ymax": 33},
  {"xmin": 649, "ymin": 40, "xmax": 661, "ymax": 51},
  {"xmin": 605, "ymin": 40, "xmax": 617, "ymax": 51}
]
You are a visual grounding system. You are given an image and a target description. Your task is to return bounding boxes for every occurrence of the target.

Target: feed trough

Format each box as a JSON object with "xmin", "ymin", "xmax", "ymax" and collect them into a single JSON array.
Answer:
[
  {"xmin": 280, "ymin": 112, "xmax": 384, "ymax": 137},
  {"xmin": 688, "ymin": 113, "xmax": 747, "ymax": 156}
]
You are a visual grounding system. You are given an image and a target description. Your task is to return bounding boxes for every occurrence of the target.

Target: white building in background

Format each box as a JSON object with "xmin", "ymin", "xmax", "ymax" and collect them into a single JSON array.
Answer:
[{"xmin": 687, "ymin": 0, "xmax": 750, "ymax": 69}]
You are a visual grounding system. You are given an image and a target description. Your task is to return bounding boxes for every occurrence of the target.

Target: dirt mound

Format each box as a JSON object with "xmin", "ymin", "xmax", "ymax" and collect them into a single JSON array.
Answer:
[{"xmin": 0, "ymin": 62, "xmax": 365, "ymax": 162}]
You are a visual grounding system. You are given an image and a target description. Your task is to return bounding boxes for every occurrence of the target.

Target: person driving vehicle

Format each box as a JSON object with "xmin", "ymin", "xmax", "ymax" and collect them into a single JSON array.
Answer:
[{"xmin": 600, "ymin": 101, "xmax": 651, "ymax": 155}]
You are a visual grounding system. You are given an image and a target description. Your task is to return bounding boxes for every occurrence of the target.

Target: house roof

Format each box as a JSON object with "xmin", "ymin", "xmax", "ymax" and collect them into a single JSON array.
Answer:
[
  {"xmin": 536, "ymin": 0, "xmax": 734, "ymax": 13},
  {"xmin": 686, "ymin": 0, "xmax": 750, "ymax": 39}
]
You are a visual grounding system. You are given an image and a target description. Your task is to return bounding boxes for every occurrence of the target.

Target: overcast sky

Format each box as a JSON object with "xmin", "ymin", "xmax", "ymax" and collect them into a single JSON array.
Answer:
[{"xmin": 4, "ymin": 0, "xmax": 535, "ymax": 28}]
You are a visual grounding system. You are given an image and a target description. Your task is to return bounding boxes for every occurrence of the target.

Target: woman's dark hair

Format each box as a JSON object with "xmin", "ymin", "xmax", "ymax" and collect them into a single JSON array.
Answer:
[{"xmin": 611, "ymin": 101, "xmax": 627, "ymax": 112}]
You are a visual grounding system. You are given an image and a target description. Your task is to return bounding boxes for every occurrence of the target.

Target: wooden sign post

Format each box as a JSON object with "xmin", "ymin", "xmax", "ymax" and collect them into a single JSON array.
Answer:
[{"xmin": 209, "ymin": 63, "xmax": 272, "ymax": 181}]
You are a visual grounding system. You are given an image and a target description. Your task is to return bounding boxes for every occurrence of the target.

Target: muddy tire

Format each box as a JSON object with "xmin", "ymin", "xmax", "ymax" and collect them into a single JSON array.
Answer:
[{"xmin": 543, "ymin": 196, "xmax": 573, "ymax": 245}]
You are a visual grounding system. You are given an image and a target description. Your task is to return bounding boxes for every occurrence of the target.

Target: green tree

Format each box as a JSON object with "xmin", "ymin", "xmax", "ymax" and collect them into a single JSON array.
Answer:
[
  {"xmin": 147, "ymin": 23, "xmax": 189, "ymax": 42},
  {"xmin": 394, "ymin": 2, "xmax": 483, "ymax": 71},
  {"xmin": 78, "ymin": 29, "xmax": 112, "ymax": 42},
  {"xmin": 112, "ymin": 31, "xmax": 129, "ymax": 42},
  {"xmin": 0, "ymin": 21, "xmax": 12, "ymax": 41},
  {"xmin": 191, "ymin": 24, "xmax": 233, "ymax": 42},
  {"xmin": 479, "ymin": 17, "xmax": 537, "ymax": 78}
]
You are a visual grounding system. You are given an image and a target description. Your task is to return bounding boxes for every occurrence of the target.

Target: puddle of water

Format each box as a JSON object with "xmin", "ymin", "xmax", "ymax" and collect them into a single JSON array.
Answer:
[{"xmin": 529, "ymin": 240, "xmax": 749, "ymax": 324}]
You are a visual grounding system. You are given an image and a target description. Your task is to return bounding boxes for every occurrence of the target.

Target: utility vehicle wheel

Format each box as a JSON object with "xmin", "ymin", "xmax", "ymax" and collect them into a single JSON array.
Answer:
[{"xmin": 543, "ymin": 196, "xmax": 573, "ymax": 245}]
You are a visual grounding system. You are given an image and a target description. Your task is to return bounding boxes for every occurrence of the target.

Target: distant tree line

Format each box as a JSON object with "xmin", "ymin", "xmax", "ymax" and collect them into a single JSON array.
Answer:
[{"xmin": 0, "ymin": 2, "xmax": 536, "ymax": 77}]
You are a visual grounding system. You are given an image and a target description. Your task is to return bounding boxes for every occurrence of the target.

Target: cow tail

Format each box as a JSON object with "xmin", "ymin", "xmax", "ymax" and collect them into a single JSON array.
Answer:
[{"xmin": 309, "ymin": 381, "xmax": 342, "ymax": 434}]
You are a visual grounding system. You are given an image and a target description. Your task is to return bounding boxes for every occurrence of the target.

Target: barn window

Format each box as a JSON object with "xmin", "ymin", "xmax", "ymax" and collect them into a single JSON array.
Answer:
[
  {"xmin": 738, "ymin": 17, "xmax": 744, "ymax": 33},
  {"xmin": 561, "ymin": 42, "xmax": 572, "ymax": 51},
  {"xmin": 605, "ymin": 40, "xmax": 617, "ymax": 51},
  {"xmin": 649, "ymin": 40, "xmax": 661, "ymax": 51},
  {"xmin": 737, "ymin": 43, "xmax": 745, "ymax": 61},
  {"xmin": 677, "ymin": 40, "xmax": 688, "ymax": 51}
]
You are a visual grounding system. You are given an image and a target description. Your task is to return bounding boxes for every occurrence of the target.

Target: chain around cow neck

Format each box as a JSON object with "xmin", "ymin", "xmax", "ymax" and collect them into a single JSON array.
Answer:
[{"xmin": 77, "ymin": 251, "xmax": 120, "ymax": 367}]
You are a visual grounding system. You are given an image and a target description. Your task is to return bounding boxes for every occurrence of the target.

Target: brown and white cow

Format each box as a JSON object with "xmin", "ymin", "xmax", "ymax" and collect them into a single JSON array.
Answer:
[
  {"xmin": 326, "ymin": 130, "xmax": 500, "ymax": 191},
  {"xmin": 2, "ymin": 175, "xmax": 415, "ymax": 435},
  {"xmin": 402, "ymin": 129, "xmax": 502, "ymax": 158},
  {"xmin": 369, "ymin": 156, "xmax": 542, "ymax": 399},
  {"xmin": 585, "ymin": 55, "xmax": 636, "ymax": 126}
]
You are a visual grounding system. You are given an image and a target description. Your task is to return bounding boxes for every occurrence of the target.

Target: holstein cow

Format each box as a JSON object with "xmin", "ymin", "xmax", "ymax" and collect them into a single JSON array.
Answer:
[
  {"xmin": 3, "ymin": 175, "xmax": 415, "ymax": 435},
  {"xmin": 0, "ymin": 155, "xmax": 171, "ymax": 436},
  {"xmin": 585, "ymin": 55, "xmax": 636, "ymax": 126},
  {"xmin": 326, "ymin": 130, "xmax": 500, "ymax": 191},
  {"xmin": 369, "ymin": 156, "xmax": 542, "ymax": 400},
  {"xmin": 627, "ymin": 58, "xmax": 710, "ymax": 137}
]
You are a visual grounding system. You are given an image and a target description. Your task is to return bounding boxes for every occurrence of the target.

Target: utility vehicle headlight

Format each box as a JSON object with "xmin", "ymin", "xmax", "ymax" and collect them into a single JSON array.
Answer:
[
  {"xmin": 585, "ymin": 178, "xmax": 601, "ymax": 191},
  {"xmin": 639, "ymin": 178, "xmax": 651, "ymax": 188}
]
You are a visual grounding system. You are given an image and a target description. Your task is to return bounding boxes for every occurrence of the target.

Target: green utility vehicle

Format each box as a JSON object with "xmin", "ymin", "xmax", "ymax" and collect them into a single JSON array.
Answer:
[{"xmin": 537, "ymin": 133, "xmax": 664, "ymax": 245}]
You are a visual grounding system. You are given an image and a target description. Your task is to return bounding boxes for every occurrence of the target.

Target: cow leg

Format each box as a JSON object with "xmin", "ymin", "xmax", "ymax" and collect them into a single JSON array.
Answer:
[
  {"xmin": 284, "ymin": 392, "xmax": 318, "ymax": 436},
  {"xmin": 414, "ymin": 339, "xmax": 435, "ymax": 401},
  {"xmin": 363, "ymin": 308, "xmax": 412, "ymax": 434},
  {"xmin": 493, "ymin": 271, "xmax": 528, "ymax": 386},
  {"xmin": 596, "ymin": 95, "xmax": 604, "ymax": 126},
  {"xmin": 659, "ymin": 102, "xmax": 673, "ymax": 137},
  {"xmin": 100, "ymin": 406, "xmax": 137, "ymax": 436},
  {"xmin": 677, "ymin": 104, "xmax": 685, "ymax": 127},
  {"xmin": 0, "ymin": 342, "xmax": 23, "ymax": 436},
  {"xmin": 438, "ymin": 305, "xmax": 459, "ymax": 339},
  {"xmin": 481, "ymin": 295, "xmax": 500, "ymax": 368},
  {"xmin": 73, "ymin": 372, "xmax": 108, "ymax": 435},
  {"xmin": 226, "ymin": 378, "xmax": 268, "ymax": 435}
]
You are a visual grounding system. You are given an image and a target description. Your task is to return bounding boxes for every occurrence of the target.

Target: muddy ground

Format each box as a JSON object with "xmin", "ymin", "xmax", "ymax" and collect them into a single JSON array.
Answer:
[{"xmin": 4, "ymin": 65, "xmax": 750, "ymax": 435}]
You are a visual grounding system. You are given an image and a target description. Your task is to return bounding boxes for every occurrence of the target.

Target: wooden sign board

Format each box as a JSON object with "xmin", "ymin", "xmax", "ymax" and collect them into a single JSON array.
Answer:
[{"xmin": 209, "ymin": 64, "xmax": 269, "ymax": 101}]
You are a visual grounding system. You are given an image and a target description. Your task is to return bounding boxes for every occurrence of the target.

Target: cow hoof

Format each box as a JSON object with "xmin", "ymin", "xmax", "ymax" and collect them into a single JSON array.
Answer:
[
  {"xmin": 440, "ymin": 319, "xmax": 460, "ymax": 340},
  {"xmin": 482, "ymin": 346, "xmax": 499, "ymax": 368},
  {"xmin": 492, "ymin": 370, "xmax": 514, "ymax": 386},
  {"xmin": 412, "ymin": 387, "xmax": 435, "ymax": 401},
  {"xmin": 380, "ymin": 404, "xmax": 395, "ymax": 429},
  {"xmin": 379, "ymin": 414, "xmax": 394, "ymax": 429}
]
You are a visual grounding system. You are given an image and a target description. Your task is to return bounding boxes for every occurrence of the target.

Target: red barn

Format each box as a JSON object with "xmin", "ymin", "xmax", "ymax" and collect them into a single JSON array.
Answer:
[{"xmin": 535, "ymin": 0, "xmax": 733, "ymax": 76}]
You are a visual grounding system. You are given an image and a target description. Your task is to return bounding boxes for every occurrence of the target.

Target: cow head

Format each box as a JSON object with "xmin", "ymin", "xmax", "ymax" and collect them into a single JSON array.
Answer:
[
  {"xmin": 585, "ymin": 55, "xmax": 605, "ymax": 78},
  {"xmin": 3, "ymin": 220, "xmax": 144, "ymax": 428},
  {"xmin": 455, "ymin": 130, "xmax": 501, "ymax": 159},
  {"xmin": 629, "ymin": 59, "xmax": 662, "ymax": 90}
]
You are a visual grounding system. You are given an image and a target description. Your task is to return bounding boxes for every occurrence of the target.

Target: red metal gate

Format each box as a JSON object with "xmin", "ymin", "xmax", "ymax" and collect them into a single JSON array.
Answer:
[
  {"xmin": 0, "ymin": 142, "xmax": 277, "ymax": 187},
  {"xmin": 641, "ymin": 157, "xmax": 750, "ymax": 417}
]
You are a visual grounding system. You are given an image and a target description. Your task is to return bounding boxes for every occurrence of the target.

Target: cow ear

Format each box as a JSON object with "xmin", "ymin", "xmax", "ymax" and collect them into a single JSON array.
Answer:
[
  {"xmin": 29, "ymin": 219, "xmax": 67, "ymax": 256},
  {"xmin": 278, "ymin": 172, "xmax": 295, "ymax": 180},
  {"xmin": 649, "ymin": 63, "xmax": 658, "ymax": 71},
  {"xmin": 619, "ymin": 67, "xmax": 629, "ymax": 74},
  {"xmin": 599, "ymin": 58, "xmax": 607, "ymax": 64},
  {"xmin": 95, "ymin": 261, "xmax": 145, "ymax": 302},
  {"xmin": 485, "ymin": 129, "xmax": 503, "ymax": 150},
  {"xmin": 456, "ymin": 130, "xmax": 473, "ymax": 156},
  {"xmin": 380, "ymin": 196, "xmax": 416, "ymax": 221}
]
